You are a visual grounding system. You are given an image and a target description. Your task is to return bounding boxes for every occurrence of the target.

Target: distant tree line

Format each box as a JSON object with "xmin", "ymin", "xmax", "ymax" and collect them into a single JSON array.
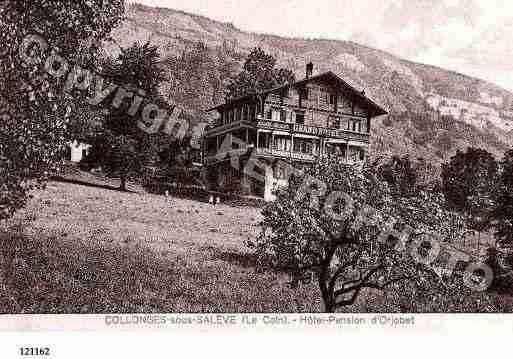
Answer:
[{"xmin": 374, "ymin": 149, "xmax": 513, "ymax": 252}]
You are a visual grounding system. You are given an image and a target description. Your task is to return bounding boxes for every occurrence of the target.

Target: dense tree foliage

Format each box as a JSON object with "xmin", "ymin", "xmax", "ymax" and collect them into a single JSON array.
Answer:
[
  {"xmin": 252, "ymin": 156, "xmax": 469, "ymax": 312},
  {"xmin": 162, "ymin": 40, "xmax": 239, "ymax": 117},
  {"xmin": 0, "ymin": 0, "xmax": 124, "ymax": 219},
  {"xmin": 377, "ymin": 155, "xmax": 418, "ymax": 197},
  {"xmin": 226, "ymin": 47, "xmax": 295, "ymax": 100},
  {"xmin": 441, "ymin": 148, "xmax": 498, "ymax": 232},
  {"xmin": 155, "ymin": 134, "xmax": 196, "ymax": 169},
  {"xmin": 88, "ymin": 42, "xmax": 167, "ymax": 190},
  {"xmin": 494, "ymin": 149, "xmax": 513, "ymax": 249}
]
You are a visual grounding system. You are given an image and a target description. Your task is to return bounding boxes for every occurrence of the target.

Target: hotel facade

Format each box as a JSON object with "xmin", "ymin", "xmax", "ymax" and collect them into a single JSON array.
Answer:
[{"xmin": 203, "ymin": 64, "xmax": 387, "ymax": 201}]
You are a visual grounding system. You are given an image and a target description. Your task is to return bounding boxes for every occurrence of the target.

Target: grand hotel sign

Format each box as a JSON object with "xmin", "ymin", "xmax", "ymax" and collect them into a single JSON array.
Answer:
[
  {"xmin": 293, "ymin": 124, "xmax": 343, "ymax": 138},
  {"xmin": 257, "ymin": 120, "xmax": 369, "ymax": 143},
  {"xmin": 295, "ymin": 124, "xmax": 370, "ymax": 143}
]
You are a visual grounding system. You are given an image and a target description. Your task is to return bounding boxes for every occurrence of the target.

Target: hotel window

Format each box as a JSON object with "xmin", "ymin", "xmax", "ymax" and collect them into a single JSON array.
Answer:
[
  {"xmin": 350, "ymin": 119, "xmax": 361, "ymax": 132},
  {"xmin": 295, "ymin": 112, "xmax": 305, "ymax": 125},
  {"xmin": 293, "ymin": 140, "xmax": 300, "ymax": 153},
  {"xmin": 266, "ymin": 108, "xmax": 273, "ymax": 120},
  {"xmin": 313, "ymin": 141, "xmax": 320, "ymax": 155},
  {"xmin": 305, "ymin": 141, "xmax": 313, "ymax": 154},
  {"xmin": 242, "ymin": 106, "xmax": 248, "ymax": 121},
  {"xmin": 280, "ymin": 110, "xmax": 287, "ymax": 122},
  {"xmin": 362, "ymin": 120, "xmax": 368, "ymax": 133},
  {"xmin": 293, "ymin": 138, "xmax": 314, "ymax": 154},
  {"xmin": 320, "ymin": 90, "xmax": 333, "ymax": 105},
  {"xmin": 329, "ymin": 94, "xmax": 336, "ymax": 105},
  {"xmin": 249, "ymin": 105, "xmax": 255, "ymax": 121},
  {"xmin": 320, "ymin": 90, "xmax": 328, "ymax": 104},
  {"xmin": 338, "ymin": 97, "xmax": 351, "ymax": 114},
  {"xmin": 274, "ymin": 136, "xmax": 291, "ymax": 152},
  {"xmin": 271, "ymin": 108, "xmax": 281, "ymax": 122}
]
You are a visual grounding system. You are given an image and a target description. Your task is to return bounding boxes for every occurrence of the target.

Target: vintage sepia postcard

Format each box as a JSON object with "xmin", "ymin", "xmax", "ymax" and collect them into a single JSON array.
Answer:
[{"xmin": 1, "ymin": 0, "xmax": 512, "ymax": 357}]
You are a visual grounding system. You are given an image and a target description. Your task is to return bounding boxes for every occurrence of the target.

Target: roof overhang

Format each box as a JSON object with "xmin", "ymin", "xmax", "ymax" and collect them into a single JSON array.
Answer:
[
  {"xmin": 297, "ymin": 71, "xmax": 388, "ymax": 117},
  {"xmin": 206, "ymin": 71, "xmax": 388, "ymax": 117}
]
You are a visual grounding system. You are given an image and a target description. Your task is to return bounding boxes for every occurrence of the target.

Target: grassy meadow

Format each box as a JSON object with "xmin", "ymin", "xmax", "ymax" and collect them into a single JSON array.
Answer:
[
  {"xmin": 0, "ymin": 173, "xmax": 511, "ymax": 313},
  {"xmin": 0, "ymin": 179, "xmax": 323, "ymax": 313}
]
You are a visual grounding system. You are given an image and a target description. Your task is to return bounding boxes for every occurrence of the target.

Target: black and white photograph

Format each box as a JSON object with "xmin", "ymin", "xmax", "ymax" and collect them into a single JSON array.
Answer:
[{"xmin": 1, "ymin": 0, "xmax": 513, "ymax": 353}]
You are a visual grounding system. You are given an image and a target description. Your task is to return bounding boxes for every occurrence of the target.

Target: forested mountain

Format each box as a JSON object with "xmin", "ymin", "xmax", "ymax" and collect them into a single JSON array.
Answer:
[{"xmin": 105, "ymin": 3, "xmax": 513, "ymax": 163}]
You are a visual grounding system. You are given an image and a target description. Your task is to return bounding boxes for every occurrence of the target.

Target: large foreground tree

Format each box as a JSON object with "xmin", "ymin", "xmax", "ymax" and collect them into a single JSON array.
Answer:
[
  {"xmin": 252, "ymin": 156, "xmax": 471, "ymax": 312},
  {"xmin": 0, "ymin": 0, "xmax": 124, "ymax": 219}
]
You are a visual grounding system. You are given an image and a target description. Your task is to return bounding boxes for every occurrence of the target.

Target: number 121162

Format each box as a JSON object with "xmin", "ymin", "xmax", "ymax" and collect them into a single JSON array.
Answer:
[{"xmin": 20, "ymin": 348, "xmax": 50, "ymax": 356}]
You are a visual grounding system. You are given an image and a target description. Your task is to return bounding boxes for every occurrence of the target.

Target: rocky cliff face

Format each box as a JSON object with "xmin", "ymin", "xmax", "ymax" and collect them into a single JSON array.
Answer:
[{"xmin": 107, "ymin": 3, "xmax": 513, "ymax": 163}]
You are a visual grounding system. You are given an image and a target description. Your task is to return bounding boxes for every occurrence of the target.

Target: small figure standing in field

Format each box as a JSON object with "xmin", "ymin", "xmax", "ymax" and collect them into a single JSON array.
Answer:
[
  {"xmin": 208, "ymin": 194, "xmax": 214, "ymax": 205},
  {"xmin": 216, "ymin": 196, "xmax": 221, "ymax": 205}
]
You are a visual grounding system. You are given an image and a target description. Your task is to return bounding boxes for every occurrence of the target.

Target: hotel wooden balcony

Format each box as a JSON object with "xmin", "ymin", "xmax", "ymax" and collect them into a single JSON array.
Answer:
[
  {"xmin": 255, "ymin": 147, "xmax": 317, "ymax": 162},
  {"xmin": 203, "ymin": 118, "xmax": 370, "ymax": 166},
  {"xmin": 256, "ymin": 119, "xmax": 370, "ymax": 144},
  {"xmin": 205, "ymin": 119, "xmax": 371, "ymax": 144},
  {"xmin": 203, "ymin": 146, "xmax": 316, "ymax": 166}
]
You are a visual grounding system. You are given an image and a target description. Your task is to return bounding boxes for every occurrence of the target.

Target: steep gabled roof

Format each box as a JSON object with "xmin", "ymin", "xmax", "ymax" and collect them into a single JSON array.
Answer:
[{"xmin": 207, "ymin": 71, "xmax": 388, "ymax": 117}]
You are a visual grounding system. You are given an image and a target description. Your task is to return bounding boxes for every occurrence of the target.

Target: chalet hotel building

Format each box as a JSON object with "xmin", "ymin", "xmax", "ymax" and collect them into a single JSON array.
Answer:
[{"xmin": 203, "ymin": 63, "xmax": 387, "ymax": 201}]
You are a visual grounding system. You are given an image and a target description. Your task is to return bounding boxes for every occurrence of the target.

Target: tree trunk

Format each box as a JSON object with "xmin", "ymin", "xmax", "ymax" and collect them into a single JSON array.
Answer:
[
  {"xmin": 324, "ymin": 301, "xmax": 335, "ymax": 313},
  {"xmin": 320, "ymin": 279, "xmax": 334, "ymax": 313},
  {"xmin": 318, "ymin": 244, "xmax": 338, "ymax": 313},
  {"xmin": 120, "ymin": 176, "xmax": 127, "ymax": 191},
  {"xmin": 319, "ymin": 264, "xmax": 334, "ymax": 313}
]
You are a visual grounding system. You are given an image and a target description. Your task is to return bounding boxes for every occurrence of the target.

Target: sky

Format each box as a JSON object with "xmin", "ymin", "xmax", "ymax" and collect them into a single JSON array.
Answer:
[{"xmin": 134, "ymin": 0, "xmax": 513, "ymax": 92}]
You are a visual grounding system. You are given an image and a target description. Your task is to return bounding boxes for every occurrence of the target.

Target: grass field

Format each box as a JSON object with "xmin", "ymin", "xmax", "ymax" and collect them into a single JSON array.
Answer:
[
  {"xmin": 0, "ymin": 175, "xmax": 511, "ymax": 313},
  {"xmin": 0, "ymin": 179, "xmax": 324, "ymax": 313}
]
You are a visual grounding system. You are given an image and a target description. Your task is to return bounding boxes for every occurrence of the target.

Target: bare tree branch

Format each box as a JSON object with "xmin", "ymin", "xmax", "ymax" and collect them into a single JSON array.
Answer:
[
  {"xmin": 334, "ymin": 286, "xmax": 363, "ymax": 308},
  {"xmin": 328, "ymin": 259, "xmax": 359, "ymax": 298},
  {"xmin": 333, "ymin": 265, "xmax": 384, "ymax": 297}
]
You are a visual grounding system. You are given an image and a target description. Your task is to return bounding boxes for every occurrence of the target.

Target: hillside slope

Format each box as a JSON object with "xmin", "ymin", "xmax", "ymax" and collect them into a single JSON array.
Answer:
[{"xmin": 107, "ymin": 3, "xmax": 513, "ymax": 163}]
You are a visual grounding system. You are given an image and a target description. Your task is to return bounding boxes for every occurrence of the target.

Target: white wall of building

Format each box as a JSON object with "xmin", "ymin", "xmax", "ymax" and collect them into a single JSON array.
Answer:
[{"xmin": 69, "ymin": 141, "xmax": 91, "ymax": 163}]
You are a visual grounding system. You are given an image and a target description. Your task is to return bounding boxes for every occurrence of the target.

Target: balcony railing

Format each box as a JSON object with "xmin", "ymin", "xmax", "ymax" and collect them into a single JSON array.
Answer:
[
  {"xmin": 206, "ymin": 120, "xmax": 254, "ymax": 137},
  {"xmin": 204, "ymin": 146, "xmax": 317, "ymax": 165},
  {"xmin": 255, "ymin": 148, "xmax": 317, "ymax": 162},
  {"xmin": 256, "ymin": 120, "xmax": 370, "ymax": 143}
]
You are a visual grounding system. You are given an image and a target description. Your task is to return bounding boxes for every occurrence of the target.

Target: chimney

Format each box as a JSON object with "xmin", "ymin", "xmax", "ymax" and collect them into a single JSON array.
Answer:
[{"xmin": 306, "ymin": 62, "xmax": 314, "ymax": 79}]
